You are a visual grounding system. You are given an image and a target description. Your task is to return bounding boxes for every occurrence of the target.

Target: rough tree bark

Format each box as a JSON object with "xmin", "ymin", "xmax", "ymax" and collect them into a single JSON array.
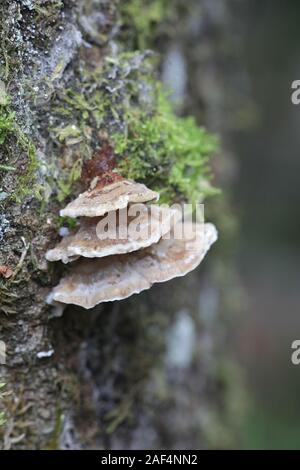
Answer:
[{"xmin": 0, "ymin": 0, "xmax": 243, "ymax": 449}]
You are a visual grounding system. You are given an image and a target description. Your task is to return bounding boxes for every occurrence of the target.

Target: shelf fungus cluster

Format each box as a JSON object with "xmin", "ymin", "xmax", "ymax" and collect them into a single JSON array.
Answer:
[{"xmin": 46, "ymin": 177, "xmax": 217, "ymax": 312}]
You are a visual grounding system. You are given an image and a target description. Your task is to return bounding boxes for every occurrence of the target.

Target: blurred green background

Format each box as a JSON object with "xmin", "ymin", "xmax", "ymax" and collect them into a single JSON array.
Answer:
[{"xmin": 229, "ymin": 0, "xmax": 300, "ymax": 449}]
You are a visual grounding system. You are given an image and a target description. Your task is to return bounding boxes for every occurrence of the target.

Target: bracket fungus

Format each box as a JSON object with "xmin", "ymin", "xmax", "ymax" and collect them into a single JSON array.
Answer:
[
  {"xmin": 46, "ymin": 177, "xmax": 218, "ymax": 311},
  {"xmin": 46, "ymin": 204, "xmax": 180, "ymax": 264},
  {"xmin": 47, "ymin": 223, "xmax": 217, "ymax": 309},
  {"xmin": 60, "ymin": 177, "xmax": 159, "ymax": 218}
]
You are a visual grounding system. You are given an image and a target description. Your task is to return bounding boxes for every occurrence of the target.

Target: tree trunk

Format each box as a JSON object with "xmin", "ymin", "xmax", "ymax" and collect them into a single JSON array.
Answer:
[{"xmin": 0, "ymin": 0, "xmax": 242, "ymax": 449}]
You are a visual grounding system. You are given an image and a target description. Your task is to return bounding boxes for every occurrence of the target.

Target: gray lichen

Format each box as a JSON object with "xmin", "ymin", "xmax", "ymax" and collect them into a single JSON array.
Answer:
[{"xmin": 0, "ymin": 215, "xmax": 10, "ymax": 244}]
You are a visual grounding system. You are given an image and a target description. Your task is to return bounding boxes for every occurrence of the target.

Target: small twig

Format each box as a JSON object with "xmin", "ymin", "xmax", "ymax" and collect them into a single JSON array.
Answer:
[{"xmin": 10, "ymin": 237, "xmax": 30, "ymax": 281}]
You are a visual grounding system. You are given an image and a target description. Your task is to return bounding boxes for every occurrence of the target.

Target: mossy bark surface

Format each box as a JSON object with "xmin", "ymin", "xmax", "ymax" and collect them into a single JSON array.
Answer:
[{"xmin": 0, "ymin": 0, "xmax": 242, "ymax": 449}]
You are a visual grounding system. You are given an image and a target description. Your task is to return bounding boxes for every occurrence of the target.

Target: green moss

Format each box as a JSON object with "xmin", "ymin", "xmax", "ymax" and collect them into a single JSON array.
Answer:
[
  {"xmin": 120, "ymin": 0, "xmax": 170, "ymax": 49},
  {"xmin": 56, "ymin": 216, "xmax": 78, "ymax": 230},
  {"xmin": 51, "ymin": 124, "xmax": 82, "ymax": 143},
  {"xmin": 56, "ymin": 158, "xmax": 82, "ymax": 202},
  {"xmin": 14, "ymin": 130, "xmax": 39, "ymax": 201},
  {"xmin": 0, "ymin": 165, "xmax": 15, "ymax": 172},
  {"xmin": 0, "ymin": 110, "xmax": 15, "ymax": 144},
  {"xmin": 0, "ymin": 83, "xmax": 15, "ymax": 144},
  {"xmin": 0, "ymin": 83, "xmax": 39, "ymax": 201},
  {"xmin": 33, "ymin": 0, "xmax": 64, "ymax": 18},
  {"xmin": 47, "ymin": 54, "xmax": 144, "ymax": 201},
  {"xmin": 49, "ymin": 52, "xmax": 217, "ymax": 205},
  {"xmin": 0, "ymin": 383, "xmax": 7, "ymax": 427},
  {"xmin": 113, "ymin": 87, "xmax": 219, "ymax": 204}
]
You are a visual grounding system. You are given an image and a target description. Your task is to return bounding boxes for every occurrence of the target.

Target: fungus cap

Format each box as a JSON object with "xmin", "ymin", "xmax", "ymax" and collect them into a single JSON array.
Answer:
[
  {"xmin": 46, "ymin": 205, "xmax": 181, "ymax": 263},
  {"xmin": 49, "ymin": 223, "xmax": 217, "ymax": 309},
  {"xmin": 60, "ymin": 179, "xmax": 159, "ymax": 218}
]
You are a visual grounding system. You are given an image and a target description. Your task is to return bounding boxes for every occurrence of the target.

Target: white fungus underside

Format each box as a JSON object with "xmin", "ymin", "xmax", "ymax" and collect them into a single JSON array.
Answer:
[{"xmin": 50, "ymin": 223, "xmax": 217, "ymax": 309}]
